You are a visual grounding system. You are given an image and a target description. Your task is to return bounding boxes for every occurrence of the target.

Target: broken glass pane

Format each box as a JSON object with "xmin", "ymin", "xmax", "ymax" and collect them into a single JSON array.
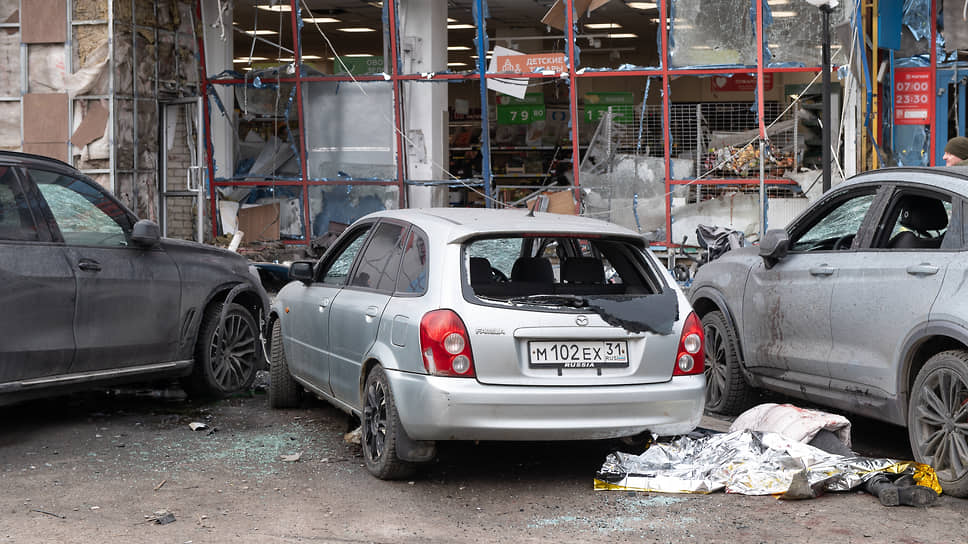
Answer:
[
  {"xmin": 767, "ymin": 0, "xmax": 847, "ymax": 67},
  {"xmin": 670, "ymin": 0, "xmax": 754, "ymax": 68}
]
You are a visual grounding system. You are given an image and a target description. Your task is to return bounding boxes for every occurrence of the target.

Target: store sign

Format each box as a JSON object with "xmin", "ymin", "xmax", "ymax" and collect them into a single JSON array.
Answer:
[
  {"xmin": 496, "ymin": 93, "xmax": 546, "ymax": 125},
  {"xmin": 894, "ymin": 68, "xmax": 931, "ymax": 125},
  {"xmin": 583, "ymin": 92, "xmax": 634, "ymax": 124},
  {"xmin": 335, "ymin": 56, "xmax": 384, "ymax": 75},
  {"xmin": 494, "ymin": 53, "xmax": 567, "ymax": 74},
  {"xmin": 711, "ymin": 73, "xmax": 774, "ymax": 92}
]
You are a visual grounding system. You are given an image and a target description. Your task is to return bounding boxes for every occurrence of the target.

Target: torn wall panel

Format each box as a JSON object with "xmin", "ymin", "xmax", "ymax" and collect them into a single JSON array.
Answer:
[
  {"xmin": 176, "ymin": 33, "xmax": 197, "ymax": 87},
  {"xmin": 0, "ymin": 0, "xmax": 17, "ymax": 20},
  {"xmin": 158, "ymin": 31, "xmax": 176, "ymax": 84},
  {"xmin": 23, "ymin": 93, "xmax": 69, "ymax": 143},
  {"xmin": 21, "ymin": 0, "xmax": 66, "ymax": 44},
  {"xmin": 134, "ymin": 0, "xmax": 154, "ymax": 27},
  {"xmin": 113, "ymin": 29, "xmax": 134, "ymax": 96},
  {"xmin": 115, "ymin": 99, "xmax": 134, "ymax": 169}
]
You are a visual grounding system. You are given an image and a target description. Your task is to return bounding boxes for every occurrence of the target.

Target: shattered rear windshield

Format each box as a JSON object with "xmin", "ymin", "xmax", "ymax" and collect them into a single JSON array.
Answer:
[{"xmin": 463, "ymin": 235, "xmax": 677, "ymax": 334}]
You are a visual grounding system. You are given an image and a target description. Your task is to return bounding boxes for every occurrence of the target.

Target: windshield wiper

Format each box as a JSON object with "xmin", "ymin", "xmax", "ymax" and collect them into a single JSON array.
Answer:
[{"xmin": 507, "ymin": 294, "xmax": 588, "ymax": 308}]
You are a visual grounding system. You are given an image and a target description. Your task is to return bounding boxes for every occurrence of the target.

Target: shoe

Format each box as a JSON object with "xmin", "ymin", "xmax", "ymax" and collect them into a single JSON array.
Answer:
[{"xmin": 864, "ymin": 473, "xmax": 899, "ymax": 506}]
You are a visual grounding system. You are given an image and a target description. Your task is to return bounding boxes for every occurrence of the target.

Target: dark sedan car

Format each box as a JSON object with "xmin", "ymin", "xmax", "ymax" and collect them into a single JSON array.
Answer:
[
  {"xmin": 0, "ymin": 151, "xmax": 268, "ymax": 404},
  {"xmin": 690, "ymin": 166, "xmax": 968, "ymax": 497}
]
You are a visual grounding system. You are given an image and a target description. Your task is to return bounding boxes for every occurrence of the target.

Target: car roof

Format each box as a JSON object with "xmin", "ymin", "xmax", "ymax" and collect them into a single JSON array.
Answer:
[
  {"xmin": 359, "ymin": 207, "xmax": 644, "ymax": 243},
  {"xmin": 0, "ymin": 150, "xmax": 80, "ymax": 177},
  {"xmin": 842, "ymin": 166, "xmax": 968, "ymax": 196}
]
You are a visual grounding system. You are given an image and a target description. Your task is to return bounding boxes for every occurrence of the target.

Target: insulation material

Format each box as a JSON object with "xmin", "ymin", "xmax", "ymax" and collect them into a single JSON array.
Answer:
[
  {"xmin": 135, "ymin": 30, "xmax": 157, "ymax": 98},
  {"xmin": 137, "ymin": 103, "xmax": 159, "ymax": 161},
  {"xmin": 176, "ymin": 33, "xmax": 197, "ymax": 87},
  {"xmin": 136, "ymin": 171, "xmax": 157, "ymax": 221},
  {"xmin": 29, "ymin": 41, "xmax": 110, "ymax": 96},
  {"xmin": 115, "ymin": 173, "xmax": 134, "ymax": 211},
  {"xmin": 73, "ymin": 0, "xmax": 107, "ymax": 21},
  {"xmin": 115, "ymin": 99, "xmax": 134, "ymax": 169},
  {"xmin": 0, "ymin": 102, "xmax": 20, "ymax": 150},
  {"xmin": 155, "ymin": 0, "xmax": 178, "ymax": 31},
  {"xmin": 669, "ymin": 0, "xmax": 754, "ymax": 67},
  {"xmin": 671, "ymin": 192, "xmax": 761, "ymax": 245},
  {"xmin": 72, "ymin": 98, "xmax": 111, "ymax": 168},
  {"xmin": 176, "ymin": 0, "xmax": 194, "ymax": 35},
  {"xmin": 0, "ymin": 24, "xmax": 20, "ymax": 96},
  {"xmin": 21, "ymin": 0, "xmax": 66, "ymax": 44},
  {"xmin": 0, "ymin": 0, "xmax": 17, "ymax": 20},
  {"xmin": 158, "ymin": 32, "xmax": 176, "ymax": 84},
  {"xmin": 134, "ymin": 0, "xmax": 154, "ymax": 27},
  {"xmin": 114, "ymin": 29, "xmax": 134, "ymax": 95},
  {"xmin": 74, "ymin": 24, "xmax": 108, "ymax": 68}
]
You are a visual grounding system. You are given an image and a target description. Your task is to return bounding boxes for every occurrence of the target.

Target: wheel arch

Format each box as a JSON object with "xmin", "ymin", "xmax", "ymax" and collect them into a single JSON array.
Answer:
[
  {"xmin": 190, "ymin": 282, "xmax": 269, "ymax": 368},
  {"xmin": 690, "ymin": 287, "xmax": 747, "ymax": 365},
  {"xmin": 899, "ymin": 321, "xmax": 968, "ymax": 421}
]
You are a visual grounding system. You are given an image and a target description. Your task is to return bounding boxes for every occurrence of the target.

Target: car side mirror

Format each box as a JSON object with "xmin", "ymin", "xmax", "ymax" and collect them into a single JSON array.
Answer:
[
  {"xmin": 759, "ymin": 229, "xmax": 789, "ymax": 269},
  {"xmin": 131, "ymin": 219, "xmax": 161, "ymax": 247},
  {"xmin": 289, "ymin": 261, "xmax": 314, "ymax": 284}
]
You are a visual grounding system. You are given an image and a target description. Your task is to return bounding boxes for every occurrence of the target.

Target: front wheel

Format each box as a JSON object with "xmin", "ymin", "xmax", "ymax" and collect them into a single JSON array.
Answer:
[
  {"xmin": 268, "ymin": 318, "xmax": 302, "ymax": 408},
  {"xmin": 185, "ymin": 301, "xmax": 259, "ymax": 397},
  {"xmin": 361, "ymin": 366, "xmax": 415, "ymax": 480},
  {"xmin": 907, "ymin": 350, "xmax": 968, "ymax": 497},
  {"xmin": 701, "ymin": 310, "xmax": 754, "ymax": 415}
]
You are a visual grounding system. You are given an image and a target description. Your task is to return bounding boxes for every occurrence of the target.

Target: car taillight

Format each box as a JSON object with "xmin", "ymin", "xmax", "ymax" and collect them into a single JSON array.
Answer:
[
  {"xmin": 420, "ymin": 309, "xmax": 476, "ymax": 378},
  {"xmin": 673, "ymin": 312, "xmax": 704, "ymax": 376}
]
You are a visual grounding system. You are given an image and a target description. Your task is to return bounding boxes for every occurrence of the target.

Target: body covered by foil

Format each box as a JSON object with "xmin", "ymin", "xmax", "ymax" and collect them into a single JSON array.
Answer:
[{"xmin": 594, "ymin": 430, "xmax": 926, "ymax": 496}]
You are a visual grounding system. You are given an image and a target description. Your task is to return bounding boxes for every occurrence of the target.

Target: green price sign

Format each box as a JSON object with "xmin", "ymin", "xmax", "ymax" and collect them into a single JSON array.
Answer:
[
  {"xmin": 335, "ymin": 56, "xmax": 384, "ymax": 75},
  {"xmin": 583, "ymin": 92, "xmax": 634, "ymax": 124},
  {"xmin": 496, "ymin": 93, "xmax": 546, "ymax": 125}
]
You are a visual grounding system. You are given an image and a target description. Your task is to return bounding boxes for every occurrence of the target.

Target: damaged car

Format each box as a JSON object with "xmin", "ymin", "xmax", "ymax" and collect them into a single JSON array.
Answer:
[
  {"xmin": 690, "ymin": 166, "xmax": 968, "ymax": 497},
  {"xmin": 0, "ymin": 151, "xmax": 269, "ymax": 405},
  {"xmin": 267, "ymin": 208, "xmax": 705, "ymax": 479}
]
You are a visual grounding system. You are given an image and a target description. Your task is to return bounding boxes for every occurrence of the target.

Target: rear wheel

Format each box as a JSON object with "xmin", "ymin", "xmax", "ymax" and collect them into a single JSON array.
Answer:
[
  {"xmin": 185, "ymin": 302, "xmax": 259, "ymax": 397},
  {"xmin": 701, "ymin": 310, "xmax": 754, "ymax": 415},
  {"xmin": 907, "ymin": 350, "xmax": 968, "ymax": 497},
  {"xmin": 361, "ymin": 366, "xmax": 415, "ymax": 480},
  {"xmin": 268, "ymin": 318, "xmax": 302, "ymax": 408}
]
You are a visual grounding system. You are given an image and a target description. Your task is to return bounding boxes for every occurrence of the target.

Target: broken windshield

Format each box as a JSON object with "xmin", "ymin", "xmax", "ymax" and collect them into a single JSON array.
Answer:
[{"xmin": 464, "ymin": 234, "xmax": 676, "ymax": 335}]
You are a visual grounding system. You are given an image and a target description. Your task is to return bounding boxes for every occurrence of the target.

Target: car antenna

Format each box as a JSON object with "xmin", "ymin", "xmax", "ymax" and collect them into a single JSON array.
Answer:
[{"xmin": 527, "ymin": 197, "xmax": 538, "ymax": 217}]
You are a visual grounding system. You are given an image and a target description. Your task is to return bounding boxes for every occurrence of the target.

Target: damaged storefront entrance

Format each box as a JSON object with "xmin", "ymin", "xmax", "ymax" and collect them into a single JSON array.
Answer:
[{"xmin": 160, "ymin": 97, "xmax": 205, "ymax": 242}]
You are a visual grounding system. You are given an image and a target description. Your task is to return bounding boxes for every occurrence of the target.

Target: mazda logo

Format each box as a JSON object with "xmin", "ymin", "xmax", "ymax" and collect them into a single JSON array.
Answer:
[{"xmin": 575, "ymin": 315, "xmax": 589, "ymax": 326}]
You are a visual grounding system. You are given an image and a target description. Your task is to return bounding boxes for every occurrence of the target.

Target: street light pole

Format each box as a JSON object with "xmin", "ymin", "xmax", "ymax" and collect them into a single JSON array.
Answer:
[{"xmin": 821, "ymin": 4, "xmax": 833, "ymax": 193}]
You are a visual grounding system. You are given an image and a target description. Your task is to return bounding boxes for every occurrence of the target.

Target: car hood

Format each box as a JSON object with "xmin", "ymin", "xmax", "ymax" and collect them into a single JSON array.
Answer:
[{"xmin": 159, "ymin": 238, "xmax": 254, "ymax": 278}]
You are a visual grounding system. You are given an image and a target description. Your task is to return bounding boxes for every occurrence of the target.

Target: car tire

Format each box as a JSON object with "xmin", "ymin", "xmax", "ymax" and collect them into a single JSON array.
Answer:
[
  {"xmin": 907, "ymin": 350, "xmax": 968, "ymax": 498},
  {"xmin": 701, "ymin": 310, "xmax": 754, "ymax": 415},
  {"xmin": 268, "ymin": 318, "xmax": 302, "ymax": 409},
  {"xmin": 185, "ymin": 301, "xmax": 259, "ymax": 397},
  {"xmin": 361, "ymin": 365, "xmax": 415, "ymax": 480}
]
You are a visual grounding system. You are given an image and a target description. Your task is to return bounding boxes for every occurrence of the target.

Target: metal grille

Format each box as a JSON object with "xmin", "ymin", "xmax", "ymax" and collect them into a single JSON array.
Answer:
[{"xmin": 595, "ymin": 101, "xmax": 802, "ymax": 180}]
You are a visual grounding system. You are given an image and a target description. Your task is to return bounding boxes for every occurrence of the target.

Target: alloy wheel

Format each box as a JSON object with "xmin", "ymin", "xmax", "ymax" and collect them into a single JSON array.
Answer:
[
  {"xmin": 704, "ymin": 322, "xmax": 728, "ymax": 408},
  {"xmin": 209, "ymin": 312, "xmax": 258, "ymax": 391},
  {"xmin": 910, "ymin": 367, "xmax": 968, "ymax": 481},
  {"xmin": 363, "ymin": 379, "xmax": 388, "ymax": 462}
]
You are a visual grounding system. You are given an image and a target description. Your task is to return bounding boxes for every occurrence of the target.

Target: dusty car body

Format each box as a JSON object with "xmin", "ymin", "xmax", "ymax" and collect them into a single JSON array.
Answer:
[
  {"xmin": 0, "ymin": 151, "xmax": 269, "ymax": 405},
  {"xmin": 690, "ymin": 166, "xmax": 968, "ymax": 497},
  {"xmin": 268, "ymin": 208, "xmax": 705, "ymax": 479}
]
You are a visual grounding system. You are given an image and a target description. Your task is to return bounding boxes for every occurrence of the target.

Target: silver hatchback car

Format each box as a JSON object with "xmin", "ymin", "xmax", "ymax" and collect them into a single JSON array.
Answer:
[
  {"xmin": 690, "ymin": 166, "xmax": 968, "ymax": 497},
  {"xmin": 267, "ymin": 208, "xmax": 705, "ymax": 479}
]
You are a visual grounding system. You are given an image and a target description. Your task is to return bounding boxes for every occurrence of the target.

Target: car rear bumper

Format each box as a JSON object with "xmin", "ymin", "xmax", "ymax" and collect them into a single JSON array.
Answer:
[{"xmin": 386, "ymin": 370, "xmax": 705, "ymax": 441}]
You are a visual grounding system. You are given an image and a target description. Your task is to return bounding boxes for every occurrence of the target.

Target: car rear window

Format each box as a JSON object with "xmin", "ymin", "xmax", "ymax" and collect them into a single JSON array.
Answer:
[{"xmin": 464, "ymin": 234, "xmax": 660, "ymax": 299}]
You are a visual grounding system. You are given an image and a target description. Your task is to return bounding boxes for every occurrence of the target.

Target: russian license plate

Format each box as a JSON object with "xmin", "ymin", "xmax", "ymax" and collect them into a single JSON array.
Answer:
[{"xmin": 528, "ymin": 340, "xmax": 629, "ymax": 368}]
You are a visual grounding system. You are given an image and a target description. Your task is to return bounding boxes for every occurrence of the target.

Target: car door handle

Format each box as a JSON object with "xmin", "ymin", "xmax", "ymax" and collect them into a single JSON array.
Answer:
[
  {"xmin": 365, "ymin": 306, "xmax": 380, "ymax": 318},
  {"xmin": 77, "ymin": 259, "xmax": 101, "ymax": 272},
  {"xmin": 809, "ymin": 266, "xmax": 835, "ymax": 276},
  {"xmin": 906, "ymin": 264, "xmax": 939, "ymax": 276}
]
